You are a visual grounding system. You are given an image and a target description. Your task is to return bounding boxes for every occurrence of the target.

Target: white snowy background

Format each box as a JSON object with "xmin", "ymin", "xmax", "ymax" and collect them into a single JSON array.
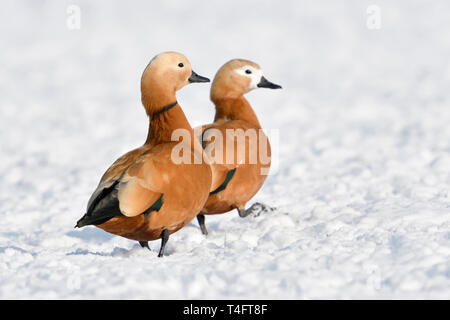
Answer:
[{"xmin": 1, "ymin": 0, "xmax": 449, "ymax": 299}]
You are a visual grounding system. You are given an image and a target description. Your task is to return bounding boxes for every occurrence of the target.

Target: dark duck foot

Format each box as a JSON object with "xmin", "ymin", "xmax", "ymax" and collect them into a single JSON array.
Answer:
[
  {"xmin": 139, "ymin": 241, "xmax": 151, "ymax": 251},
  {"xmin": 238, "ymin": 202, "xmax": 275, "ymax": 218},
  {"xmin": 196, "ymin": 214, "xmax": 208, "ymax": 236},
  {"xmin": 158, "ymin": 229, "xmax": 170, "ymax": 257}
]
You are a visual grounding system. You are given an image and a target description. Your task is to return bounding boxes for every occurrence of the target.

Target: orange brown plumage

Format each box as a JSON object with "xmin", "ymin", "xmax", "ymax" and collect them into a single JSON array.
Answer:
[
  {"xmin": 195, "ymin": 59, "xmax": 281, "ymax": 234},
  {"xmin": 76, "ymin": 52, "xmax": 212, "ymax": 256}
]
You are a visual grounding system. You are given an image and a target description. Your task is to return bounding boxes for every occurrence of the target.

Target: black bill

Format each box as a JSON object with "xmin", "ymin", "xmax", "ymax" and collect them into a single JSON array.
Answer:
[
  {"xmin": 257, "ymin": 76, "xmax": 282, "ymax": 89},
  {"xmin": 189, "ymin": 71, "xmax": 210, "ymax": 83}
]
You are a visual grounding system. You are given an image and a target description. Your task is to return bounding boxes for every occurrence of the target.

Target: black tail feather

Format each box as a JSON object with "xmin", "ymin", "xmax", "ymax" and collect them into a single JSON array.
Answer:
[{"xmin": 76, "ymin": 213, "xmax": 118, "ymax": 228}]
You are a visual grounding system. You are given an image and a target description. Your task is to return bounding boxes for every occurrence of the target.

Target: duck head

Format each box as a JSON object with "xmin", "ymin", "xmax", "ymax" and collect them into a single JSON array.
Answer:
[
  {"xmin": 141, "ymin": 51, "xmax": 210, "ymax": 115},
  {"xmin": 211, "ymin": 59, "xmax": 281, "ymax": 100}
]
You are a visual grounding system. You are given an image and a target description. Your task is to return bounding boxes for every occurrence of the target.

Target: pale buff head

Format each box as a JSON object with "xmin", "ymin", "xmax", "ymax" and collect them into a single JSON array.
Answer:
[
  {"xmin": 211, "ymin": 59, "xmax": 281, "ymax": 100},
  {"xmin": 141, "ymin": 51, "xmax": 209, "ymax": 114}
]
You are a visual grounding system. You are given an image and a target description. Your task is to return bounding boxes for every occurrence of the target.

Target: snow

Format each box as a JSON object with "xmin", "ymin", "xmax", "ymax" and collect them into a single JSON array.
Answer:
[{"xmin": 1, "ymin": 0, "xmax": 449, "ymax": 299}]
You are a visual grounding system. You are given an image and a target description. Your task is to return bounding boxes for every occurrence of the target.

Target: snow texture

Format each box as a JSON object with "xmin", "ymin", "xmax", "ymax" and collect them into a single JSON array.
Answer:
[{"xmin": 0, "ymin": 0, "xmax": 449, "ymax": 299}]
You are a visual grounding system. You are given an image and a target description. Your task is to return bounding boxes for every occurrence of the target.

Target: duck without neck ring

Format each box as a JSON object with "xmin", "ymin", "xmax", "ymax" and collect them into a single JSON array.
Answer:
[{"xmin": 195, "ymin": 59, "xmax": 282, "ymax": 235}]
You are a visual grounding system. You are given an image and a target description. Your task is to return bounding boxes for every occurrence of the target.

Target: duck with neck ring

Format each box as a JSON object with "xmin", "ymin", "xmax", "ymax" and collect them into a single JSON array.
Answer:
[{"xmin": 76, "ymin": 52, "xmax": 211, "ymax": 257}]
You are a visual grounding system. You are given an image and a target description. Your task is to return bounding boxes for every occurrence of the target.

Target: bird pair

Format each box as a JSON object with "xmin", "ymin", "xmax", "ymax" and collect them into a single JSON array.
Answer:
[{"xmin": 76, "ymin": 52, "xmax": 281, "ymax": 257}]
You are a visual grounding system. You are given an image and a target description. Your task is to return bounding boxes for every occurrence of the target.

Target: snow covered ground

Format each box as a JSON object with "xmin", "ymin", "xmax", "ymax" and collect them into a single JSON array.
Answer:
[{"xmin": 1, "ymin": 0, "xmax": 449, "ymax": 299}]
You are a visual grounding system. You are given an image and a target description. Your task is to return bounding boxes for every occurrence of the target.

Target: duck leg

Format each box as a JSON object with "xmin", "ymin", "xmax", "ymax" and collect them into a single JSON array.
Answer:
[
  {"xmin": 238, "ymin": 202, "xmax": 272, "ymax": 218},
  {"xmin": 139, "ymin": 241, "xmax": 150, "ymax": 251},
  {"xmin": 196, "ymin": 214, "xmax": 208, "ymax": 235},
  {"xmin": 158, "ymin": 229, "xmax": 170, "ymax": 257}
]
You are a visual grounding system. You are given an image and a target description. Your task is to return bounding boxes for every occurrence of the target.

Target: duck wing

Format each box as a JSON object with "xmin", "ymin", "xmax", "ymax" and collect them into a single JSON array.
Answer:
[{"xmin": 76, "ymin": 147, "xmax": 164, "ymax": 227}]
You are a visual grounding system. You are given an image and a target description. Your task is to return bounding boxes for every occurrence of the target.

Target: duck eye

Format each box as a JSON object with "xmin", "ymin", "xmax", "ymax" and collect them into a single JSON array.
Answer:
[
  {"xmin": 245, "ymin": 69, "xmax": 252, "ymax": 74},
  {"xmin": 178, "ymin": 62, "xmax": 184, "ymax": 68}
]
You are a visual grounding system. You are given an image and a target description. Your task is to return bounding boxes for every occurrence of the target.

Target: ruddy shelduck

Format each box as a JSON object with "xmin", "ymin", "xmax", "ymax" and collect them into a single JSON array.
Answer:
[
  {"xmin": 76, "ymin": 52, "xmax": 212, "ymax": 257},
  {"xmin": 196, "ymin": 59, "xmax": 281, "ymax": 235}
]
